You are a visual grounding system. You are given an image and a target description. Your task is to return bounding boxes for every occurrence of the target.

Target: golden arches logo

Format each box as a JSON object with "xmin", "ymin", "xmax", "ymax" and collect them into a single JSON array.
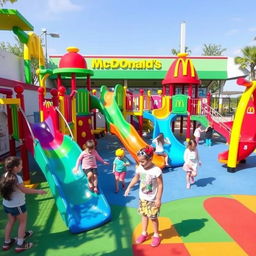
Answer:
[
  {"xmin": 174, "ymin": 58, "xmax": 195, "ymax": 77},
  {"xmin": 175, "ymin": 100, "xmax": 184, "ymax": 108},
  {"xmin": 247, "ymin": 106, "xmax": 255, "ymax": 114},
  {"xmin": 43, "ymin": 101, "xmax": 53, "ymax": 108}
]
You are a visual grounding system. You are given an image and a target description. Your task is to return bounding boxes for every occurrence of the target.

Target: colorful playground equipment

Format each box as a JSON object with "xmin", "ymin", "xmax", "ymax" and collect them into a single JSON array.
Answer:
[{"xmin": 2, "ymin": 9, "xmax": 256, "ymax": 238}]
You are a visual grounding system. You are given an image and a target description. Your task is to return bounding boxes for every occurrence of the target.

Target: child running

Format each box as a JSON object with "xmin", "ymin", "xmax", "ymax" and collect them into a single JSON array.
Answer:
[
  {"xmin": 113, "ymin": 148, "xmax": 130, "ymax": 193},
  {"xmin": 152, "ymin": 133, "xmax": 171, "ymax": 167},
  {"xmin": 193, "ymin": 124, "xmax": 204, "ymax": 145},
  {"xmin": 0, "ymin": 156, "xmax": 46, "ymax": 252},
  {"xmin": 183, "ymin": 139, "xmax": 201, "ymax": 189},
  {"xmin": 73, "ymin": 139, "xmax": 109, "ymax": 194},
  {"xmin": 124, "ymin": 146, "xmax": 163, "ymax": 247}
]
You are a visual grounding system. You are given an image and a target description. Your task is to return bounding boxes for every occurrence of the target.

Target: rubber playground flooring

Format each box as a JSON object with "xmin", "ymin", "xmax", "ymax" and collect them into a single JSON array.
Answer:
[{"xmin": 1, "ymin": 133, "xmax": 256, "ymax": 256}]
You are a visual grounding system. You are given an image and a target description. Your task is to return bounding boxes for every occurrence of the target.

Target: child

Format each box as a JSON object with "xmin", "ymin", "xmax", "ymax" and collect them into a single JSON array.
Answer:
[
  {"xmin": 205, "ymin": 123, "xmax": 214, "ymax": 146},
  {"xmin": 124, "ymin": 146, "xmax": 163, "ymax": 247},
  {"xmin": 183, "ymin": 139, "xmax": 201, "ymax": 189},
  {"xmin": 152, "ymin": 133, "xmax": 171, "ymax": 166},
  {"xmin": 193, "ymin": 124, "xmax": 204, "ymax": 144},
  {"xmin": 113, "ymin": 148, "xmax": 130, "ymax": 193},
  {"xmin": 73, "ymin": 139, "xmax": 109, "ymax": 194},
  {"xmin": 0, "ymin": 156, "xmax": 46, "ymax": 252}
]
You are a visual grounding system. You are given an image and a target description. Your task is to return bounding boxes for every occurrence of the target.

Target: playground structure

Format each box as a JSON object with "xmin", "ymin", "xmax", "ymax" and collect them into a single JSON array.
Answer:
[{"xmin": 1, "ymin": 8, "xmax": 256, "ymax": 237}]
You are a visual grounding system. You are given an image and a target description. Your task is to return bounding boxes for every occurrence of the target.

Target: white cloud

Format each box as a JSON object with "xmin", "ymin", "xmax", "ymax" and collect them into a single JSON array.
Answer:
[
  {"xmin": 47, "ymin": 0, "xmax": 82, "ymax": 14},
  {"xmin": 225, "ymin": 29, "xmax": 239, "ymax": 36}
]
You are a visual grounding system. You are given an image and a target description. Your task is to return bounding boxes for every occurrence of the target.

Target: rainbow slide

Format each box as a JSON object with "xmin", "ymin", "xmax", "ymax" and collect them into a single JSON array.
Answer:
[
  {"xmin": 90, "ymin": 85, "xmax": 165, "ymax": 168},
  {"xmin": 30, "ymin": 108, "xmax": 111, "ymax": 233}
]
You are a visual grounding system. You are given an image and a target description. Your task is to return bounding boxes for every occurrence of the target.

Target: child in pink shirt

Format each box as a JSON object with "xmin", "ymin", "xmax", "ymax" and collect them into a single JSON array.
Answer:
[{"xmin": 73, "ymin": 140, "xmax": 109, "ymax": 193}]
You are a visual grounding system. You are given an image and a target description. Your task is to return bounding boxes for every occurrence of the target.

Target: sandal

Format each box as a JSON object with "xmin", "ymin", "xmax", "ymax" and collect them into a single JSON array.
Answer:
[
  {"xmin": 2, "ymin": 238, "xmax": 16, "ymax": 251},
  {"xmin": 135, "ymin": 234, "xmax": 148, "ymax": 244},
  {"xmin": 151, "ymin": 236, "xmax": 161, "ymax": 247},
  {"xmin": 15, "ymin": 241, "xmax": 33, "ymax": 252}
]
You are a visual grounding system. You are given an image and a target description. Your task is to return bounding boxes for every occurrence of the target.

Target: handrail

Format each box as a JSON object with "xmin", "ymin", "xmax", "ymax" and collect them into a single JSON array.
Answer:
[
  {"xmin": 18, "ymin": 106, "xmax": 36, "ymax": 142},
  {"xmin": 202, "ymin": 103, "xmax": 232, "ymax": 134},
  {"xmin": 55, "ymin": 107, "xmax": 74, "ymax": 140}
]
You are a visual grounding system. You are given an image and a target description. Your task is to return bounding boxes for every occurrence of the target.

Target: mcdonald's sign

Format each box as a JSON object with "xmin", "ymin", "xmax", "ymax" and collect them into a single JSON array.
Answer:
[
  {"xmin": 175, "ymin": 100, "xmax": 184, "ymax": 108},
  {"xmin": 174, "ymin": 58, "xmax": 195, "ymax": 77},
  {"xmin": 247, "ymin": 106, "xmax": 255, "ymax": 114},
  {"xmin": 43, "ymin": 101, "xmax": 53, "ymax": 108}
]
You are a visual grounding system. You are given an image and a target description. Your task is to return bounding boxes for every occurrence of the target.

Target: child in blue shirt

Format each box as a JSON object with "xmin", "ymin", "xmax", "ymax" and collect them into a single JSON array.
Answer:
[{"xmin": 113, "ymin": 148, "xmax": 130, "ymax": 193}]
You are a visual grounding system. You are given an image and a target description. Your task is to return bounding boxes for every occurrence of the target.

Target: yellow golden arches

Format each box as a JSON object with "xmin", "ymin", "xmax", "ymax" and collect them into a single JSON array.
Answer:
[
  {"xmin": 247, "ymin": 106, "xmax": 255, "ymax": 114},
  {"xmin": 43, "ymin": 101, "xmax": 53, "ymax": 108},
  {"xmin": 174, "ymin": 58, "xmax": 195, "ymax": 77}
]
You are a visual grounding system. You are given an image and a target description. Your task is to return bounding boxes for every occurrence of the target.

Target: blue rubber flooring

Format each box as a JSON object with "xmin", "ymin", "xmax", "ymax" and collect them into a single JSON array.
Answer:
[{"xmin": 96, "ymin": 133, "xmax": 256, "ymax": 208}]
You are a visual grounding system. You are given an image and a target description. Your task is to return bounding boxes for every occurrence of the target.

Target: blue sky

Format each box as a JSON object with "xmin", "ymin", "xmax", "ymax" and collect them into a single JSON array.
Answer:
[
  {"xmin": 1, "ymin": 0, "xmax": 256, "ymax": 57},
  {"xmin": 1, "ymin": 0, "xmax": 255, "ymax": 92}
]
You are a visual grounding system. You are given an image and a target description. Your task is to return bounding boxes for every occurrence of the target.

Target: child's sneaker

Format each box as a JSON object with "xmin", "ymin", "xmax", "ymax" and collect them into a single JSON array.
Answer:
[
  {"xmin": 2, "ymin": 238, "xmax": 16, "ymax": 251},
  {"xmin": 135, "ymin": 234, "xmax": 148, "ymax": 244},
  {"xmin": 151, "ymin": 236, "xmax": 161, "ymax": 247},
  {"xmin": 15, "ymin": 241, "xmax": 33, "ymax": 252},
  {"xmin": 24, "ymin": 230, "xmax": 33, "ymax": 240}
]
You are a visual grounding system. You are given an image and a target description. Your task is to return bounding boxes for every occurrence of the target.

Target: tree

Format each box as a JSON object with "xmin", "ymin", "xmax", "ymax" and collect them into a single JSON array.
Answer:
[
  {"xmin": 234, "ymin": 46, "xmax": 256, "ymax": 80},
  {"xmin": 201, "ymin": 44, "xmax": 227, "ymax": 101},
  {"xmin": 171, "ymin": 46, "xmax": 191, "ymax": 56},
  {"xmin": 202, "ymin": 44, "xmax": 226, "ymax": 56},
  {"xmin": 0, "ymin": 0, "xmax": 17, "ymax": 6},
  {"xmin": 0, "ymin": 37, "xmax": 39, "ymax": 85}
]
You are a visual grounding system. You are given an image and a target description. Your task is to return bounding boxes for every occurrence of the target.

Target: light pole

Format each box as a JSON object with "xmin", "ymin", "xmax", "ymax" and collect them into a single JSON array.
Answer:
[{"xmin": 41, "ymin": 28, "xmax": 60, "ymax": 67}]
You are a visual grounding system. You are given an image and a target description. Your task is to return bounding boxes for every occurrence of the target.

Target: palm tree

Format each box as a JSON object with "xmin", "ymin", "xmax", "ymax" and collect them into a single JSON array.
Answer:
[
  {"xmin": 234, "ymin": 46, "xmax": 256, "ymax": 80},
  {"xmin": 171, "ymin": 46, "xmax": 191, "ymax": 56},
  {"xmin": 202, "ymin": 44, "xmax": 226, "ymax": 56}
]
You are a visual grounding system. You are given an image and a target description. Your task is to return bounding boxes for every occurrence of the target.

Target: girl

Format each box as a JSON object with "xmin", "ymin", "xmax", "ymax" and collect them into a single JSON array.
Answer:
[
  {"xmin": 124, "ymin": 146, "xmax": 163, "ymax": 247},
  {"xmin": 193, "ymin": 124, "xmax": 204, "ymax": 144},
  {"xmin": 113, "ymin": 148, "xmax": 130, "ymax": 193},
  {"xmin": 152, "ymin": 133, "xmax": 170, "ymax": 167},
  {"xmin": 183, "ymin": 139, "xmax": 201, "ymax": 189},
  {"xmin": 0, "ymin": 156, "xmax": 46, "ymax": 252},
  {"xmin": 73, "ymin": 139, "xmax": 109, "ymax": 194}
]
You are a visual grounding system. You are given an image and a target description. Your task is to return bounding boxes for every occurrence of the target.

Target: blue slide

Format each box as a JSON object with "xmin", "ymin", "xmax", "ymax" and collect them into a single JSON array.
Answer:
[
  {"xmin": 30, "ymin": 109, "xmax": 111, "ymax": 233},
  {"xmin": 143, "ymin": 112, "xmax": 185, "ymax": 167}
]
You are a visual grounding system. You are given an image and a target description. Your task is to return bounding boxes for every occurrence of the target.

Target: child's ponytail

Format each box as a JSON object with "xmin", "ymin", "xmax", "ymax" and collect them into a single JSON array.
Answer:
[{"xmin": 0, "ymin": 156, "xmax": 20, "ymax": 200}]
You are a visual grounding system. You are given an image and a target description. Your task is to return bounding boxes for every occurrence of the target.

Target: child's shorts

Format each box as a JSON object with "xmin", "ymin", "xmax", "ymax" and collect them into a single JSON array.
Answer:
[
  {"xmin": 183, "ymin": 163, "xmax": 198, "ymax": 174},
  {"xmin": 114, "ymin": 171, "xmax": 126, "ymax": 180},
  {"xmin": 3, "ymin": 204, "xmax": 26, "ymax": 216},
  {"xmin": 138, "ymin": 199, "xmax": 160, "ymax": 219},
  {"xmin": 83, "ymin": 168, "xmax": 98, "ymax": 175}
]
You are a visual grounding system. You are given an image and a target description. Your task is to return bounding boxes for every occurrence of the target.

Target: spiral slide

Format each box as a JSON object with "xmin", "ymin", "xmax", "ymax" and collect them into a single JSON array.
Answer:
[
  {"xmin": 30, "ymin": 107, "xmax": 111, "ymax": 233},
  {"xmin": 90, "ymin": 85, "xmax": 165, "ymax": 168}
]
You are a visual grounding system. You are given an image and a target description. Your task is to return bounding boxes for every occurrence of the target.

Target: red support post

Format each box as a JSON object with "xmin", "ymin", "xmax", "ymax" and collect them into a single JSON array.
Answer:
[
  {"xmin": 14, "ymin": 86, "xmax": 30, "ymax": 183},
  {"xmin": 86, "ymin": 75, "xmax": 91, "ymax": 91},
  {"xmin": 186, "ymin": 84, "xmax": 193, "ymax": 141}
]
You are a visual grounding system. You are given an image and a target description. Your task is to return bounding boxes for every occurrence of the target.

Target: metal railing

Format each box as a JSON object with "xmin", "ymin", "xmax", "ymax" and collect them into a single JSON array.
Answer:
[
  {"xmin": 18, "ymin": 106, "xmax": 36, "ymax": 142},
  {"xmin": 55, "ymin": 107, "xmax": 74, "ymax": 140},
  {"xmin": 202, "ymin": 103, "xmax": 232, "ymax": 134}
]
